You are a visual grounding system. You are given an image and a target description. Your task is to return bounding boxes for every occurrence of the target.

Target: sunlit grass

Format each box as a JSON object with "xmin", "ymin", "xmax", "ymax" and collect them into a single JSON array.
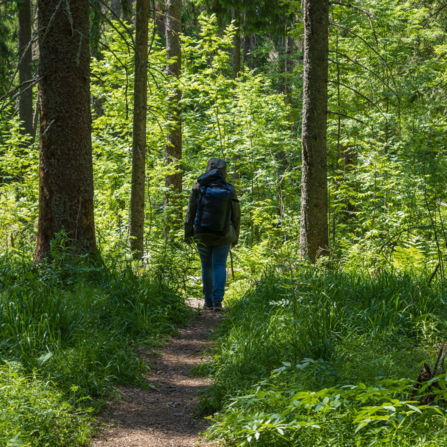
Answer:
[{"xmin": 204, "ymin": 266, "xmax": 447, "ymax": 446}]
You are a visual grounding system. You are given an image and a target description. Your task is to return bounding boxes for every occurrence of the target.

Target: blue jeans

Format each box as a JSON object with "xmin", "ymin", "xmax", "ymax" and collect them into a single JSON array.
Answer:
[{"xmin": 197, "ymin": 244, "xmax": 231, "ymax": 306}]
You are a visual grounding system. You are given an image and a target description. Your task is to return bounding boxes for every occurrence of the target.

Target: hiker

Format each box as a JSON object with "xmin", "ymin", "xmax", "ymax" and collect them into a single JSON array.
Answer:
[{"xmin": 185, "ymin": 158, "xmax": 241, "ymax": 311}]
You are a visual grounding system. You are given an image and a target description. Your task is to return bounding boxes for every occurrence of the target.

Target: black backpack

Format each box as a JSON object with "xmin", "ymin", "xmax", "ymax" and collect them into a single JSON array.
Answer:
[{"xmin": 194, "ymin": 169, "xmax": 234, "ymax": 237}]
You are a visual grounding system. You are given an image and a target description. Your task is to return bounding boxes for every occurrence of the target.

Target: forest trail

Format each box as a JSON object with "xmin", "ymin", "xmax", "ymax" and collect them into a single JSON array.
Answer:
[{"xmin": 93, "ymin": 298, "xmax": 220, "ymax": 447}]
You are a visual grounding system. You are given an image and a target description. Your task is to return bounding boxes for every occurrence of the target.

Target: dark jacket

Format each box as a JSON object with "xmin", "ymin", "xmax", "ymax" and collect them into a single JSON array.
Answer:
[{"xmin": 184, "ymin": 158, "xmax": 241, "ymax": 246}]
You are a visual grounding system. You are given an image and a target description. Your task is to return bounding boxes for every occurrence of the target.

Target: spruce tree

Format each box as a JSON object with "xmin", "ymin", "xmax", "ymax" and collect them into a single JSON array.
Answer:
[
  {"xmin": 299, "ymin": 0, "xmax": 329, "ymax": 262},
  {"xmin": 35, "ymin": 0, "xmax": 97, "ymax": 260}
]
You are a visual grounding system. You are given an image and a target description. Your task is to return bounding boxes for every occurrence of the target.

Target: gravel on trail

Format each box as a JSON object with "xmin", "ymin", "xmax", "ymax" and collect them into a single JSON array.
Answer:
[{"xmin": 93, "ymin": 298, "xmax": 221, "ymax": 447}]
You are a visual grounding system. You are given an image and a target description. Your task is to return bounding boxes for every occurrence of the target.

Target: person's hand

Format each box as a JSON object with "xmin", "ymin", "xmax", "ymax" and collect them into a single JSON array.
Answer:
[{"xmin": 231, "ymin": 243, "xmax": 236, "ymax": 249}]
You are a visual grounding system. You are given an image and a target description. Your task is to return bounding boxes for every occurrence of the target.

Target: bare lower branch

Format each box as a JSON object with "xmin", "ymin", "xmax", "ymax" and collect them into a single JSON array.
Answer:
[
  {"xmin": 327, "ymin": 110, "xmax": 365, "ymax": 124},
  {"xmin": 329, "ymin": 80, "xmax": 386, "ymax": 120},
  {"xmin": 0, "ymin": 78, "xmax": 41, "ymax": 115},
  {"xmin": 331, "ymin": 23, "xmax": 394, "ymax": 78},
  {"xmin": 0, "ymin": 77, "xmax": 40, "ymax": 102},
  {"xmin": 329, "ymin": 50, "xmax": 400, "ymax": 102},
  {"xmin": 429, "ymin": 263, "xmax": 440, "ymax": 288},
  {"xmin": 89, "ymin": 0, "xmax": 135, "ymax": 53},
  {"xmin": 40, "ymin": 119, "xmax": 55, "ymax": 139},
  {"xmin": 5, "ymin": 29, "xmax": 42, "ymax": 106},
  {"xmin": 378, "ymin": 225, "xmax": 430, "ymax": 253}
]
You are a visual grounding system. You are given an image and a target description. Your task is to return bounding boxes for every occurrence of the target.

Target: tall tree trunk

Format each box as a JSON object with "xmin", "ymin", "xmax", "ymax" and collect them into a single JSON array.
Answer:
[
  {"xmin": 243, "ymin": 34, "xmax": 253, "ymax": 69},
  {"xmin": 155, "ymin": 1, "xmax": 165, "ymax": 37},
  {"xmin": 35, "ymin": 0, "xmax": 96, "ymax": 261},
  {"xmin": 164, "ymin": 0, "xmax": 182, "ymax": 229},
  {"xmin": 285, "ymin": 35, "xmax": 294, "ymax": 105},
  {"xmin": 129, "ymin": 0, "xmax": 149, "ymax": 258},
  {"xmin": 90, "ymin": 0, "xmax": 103, "ymax": 60},
  {"xmin": 299, "ymin": 0, "xmax": 329, "ymax": 263},
  {"xmin": 232, "ymin": 10, "xmax": 241, "ymax": 182},
  {"xmin": 233, "ymin": 10, "xmax": 241, "ymax": 79},
  {"xmin": 18, "ymin": 0, "xmax": 33, "ymax": 136}
]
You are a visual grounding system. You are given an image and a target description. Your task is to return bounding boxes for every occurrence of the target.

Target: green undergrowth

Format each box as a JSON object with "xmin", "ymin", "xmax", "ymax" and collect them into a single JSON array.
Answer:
[
  {"xmin": 0, "ymin": 362, "xmax": 93, "ymax": 446},
  {"xmin": 203, "ymin": 266, "xmax": 447, "ymax": 446},
  {"xmin": 0, "ymin": 244, "xmax": 193, "ymax": 446}
]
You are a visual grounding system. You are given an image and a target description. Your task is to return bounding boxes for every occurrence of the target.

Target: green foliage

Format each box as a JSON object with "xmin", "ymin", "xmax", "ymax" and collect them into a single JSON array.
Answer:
[
  {"xmin": 0, "ymin": 2, "xmax": 17, "ymax": 95},
  {"xmin": 0, "ymin": 362, "xmax": 93, "ymax": 447},
  {"xmin": 203, "ymin": 265, "xmax": 447, "ymax": 445},
  {"xmin": 3, "ymin": 0, "xmax": 447, "ymax": 445},
  {"xmin": 0, "ymin": 242, "xmax": 193, "ymax": 445},
  {"xmin": 209, "ymin": 369, "xmax": 447, "ymax": 446},
  {"xmin": 0, "ymin": 245, "xmax": 192, "ymax": 397}
]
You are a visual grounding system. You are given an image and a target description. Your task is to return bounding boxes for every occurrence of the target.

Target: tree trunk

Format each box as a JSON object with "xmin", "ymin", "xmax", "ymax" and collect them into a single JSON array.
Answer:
[
  {"xmin": 18, "ymin": 0, "xmax": 33, "ymax": 136},
  {"xmin": 285, "ymin": 35, "xmax": 294, "ymax": 105},
  {"xmin": 35, "ymin": 0, "xmax": 96, "ymax": 261},
  {"xmin": 243, "ymin": 34, "xmax": 253, "ymax": 69},
  {"xmin": 233, "ymin": 10, "xmax": 241, "ymax": 79},
  {"xmin": 155, "ymin": 1, "xmax": 165, "ymax": 37},
  {"xmin": 32, "ymin": 90, "xmax": 40, "ymax": 141},
  {"xmin": 129, "ymin": 0, "xmax": 149, "ymax": 258},
  {"xmin": 299, "ymin": 0, "xmax": 329, "ymax": 263},
  {"xmin": 232, "ymin": 10, "xmax": 241, "ymax": 183},
  {"xmin": 164, "ymin": 0, "xmax": 182, "ymax": 229}
]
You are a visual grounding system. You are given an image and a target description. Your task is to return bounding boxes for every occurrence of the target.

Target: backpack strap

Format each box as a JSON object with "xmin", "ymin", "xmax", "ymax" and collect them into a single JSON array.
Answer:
[{"xmin": 195, "ymin": 185, "xmax": 208, "ymax": 226}]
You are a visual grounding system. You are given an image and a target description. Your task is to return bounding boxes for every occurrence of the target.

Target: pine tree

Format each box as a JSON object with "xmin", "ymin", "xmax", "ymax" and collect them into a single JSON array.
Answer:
[
  {"xmin": 18, "ymin": 0, "xmax": 33, "ymax": 137},
  {"xmin": 299, "ymin": 0, "xmax": 329, "ymax": 262},
  {"xmin": 35, "ymin": 0, "xmax": 97, "ymax": 260},
  {"xmin": 164, "ymin": 0, "xmax": 183, "ymax": 229},
  {"xmin": 129, "ymin": 0, "xmax": 149, "ymax": 258}
]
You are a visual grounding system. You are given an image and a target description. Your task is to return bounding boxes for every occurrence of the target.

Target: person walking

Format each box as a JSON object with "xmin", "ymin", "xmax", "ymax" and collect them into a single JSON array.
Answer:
[{"xmin": 185, "ymin": 158, "xmax": 241, "ymax": 311}]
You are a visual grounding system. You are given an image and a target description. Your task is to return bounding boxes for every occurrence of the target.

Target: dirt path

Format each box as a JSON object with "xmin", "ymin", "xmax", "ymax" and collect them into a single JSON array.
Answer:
[{"xmin": 93, "ymin": 299, "xmax": 221, "ymax": 447}]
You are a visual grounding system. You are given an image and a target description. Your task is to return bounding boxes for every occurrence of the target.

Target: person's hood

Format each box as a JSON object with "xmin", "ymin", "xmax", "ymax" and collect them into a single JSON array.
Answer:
[{"xmin": 206, "ymin": 158, "xmax": 227, "ymax": 179}]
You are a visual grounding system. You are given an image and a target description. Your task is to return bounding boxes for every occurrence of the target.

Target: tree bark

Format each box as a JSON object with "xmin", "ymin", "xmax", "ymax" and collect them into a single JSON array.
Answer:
[
  {"xmin": 299, "ymin": 0, "xmax": 329, "ymax": 262},
  {"xmin": 165, "ymin": 0, "xmax": 182, "ymax": 229},
  {"xmin": 129, "ymin": 0, "xmax": 149, "ymax": 258},
  {"xmin": 243, "ymin": 34, "xmax": 253, "ymax": 70},
  {"xmin": 18, "ymin": 0, "xmax": 33, "ymax": 136},
  {"xmin": 285, "ymin": 35, "xmax": 294, "ymax": 105},
  {"xmin": 35, "ymin": 0, "xmax": 96, "ymax": 261},
  {"xmin": 233, "ymin": 10, "xmax": 241, "ymax": 79},
  {"xmin": 155, "ymin": 1, "xmax": 165, "ymax": 37},
  {"xmin": 232, "ymin": 10, "xmax": 241, "ymax": 182}
]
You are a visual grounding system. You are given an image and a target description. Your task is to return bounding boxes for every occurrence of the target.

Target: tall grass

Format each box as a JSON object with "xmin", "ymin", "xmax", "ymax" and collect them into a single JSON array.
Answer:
[
  {"xmin": 205, "ymin": 266, "xmax": 447, "ymax": 446},
  {"xmin": 0, "ymin": 244, "xmax": 193, "ymax": 446}
]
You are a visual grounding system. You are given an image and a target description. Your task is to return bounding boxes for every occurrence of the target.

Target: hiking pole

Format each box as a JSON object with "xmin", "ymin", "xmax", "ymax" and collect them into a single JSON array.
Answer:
[{"xmin": 230, "ymin": 250, "xmax": 235, "ymax": 280}]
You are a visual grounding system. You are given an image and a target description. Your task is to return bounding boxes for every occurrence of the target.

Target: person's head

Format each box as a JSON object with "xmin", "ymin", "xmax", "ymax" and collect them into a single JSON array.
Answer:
[{"xmin": 206, "ymin": 158, "xmax": 227, "ymax": 179}]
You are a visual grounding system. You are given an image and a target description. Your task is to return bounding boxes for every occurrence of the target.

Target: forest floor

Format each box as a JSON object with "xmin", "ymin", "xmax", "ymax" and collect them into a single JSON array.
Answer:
[{"xmin": 92, "ymin": 298, "xmax": 220, "ymax": 447}]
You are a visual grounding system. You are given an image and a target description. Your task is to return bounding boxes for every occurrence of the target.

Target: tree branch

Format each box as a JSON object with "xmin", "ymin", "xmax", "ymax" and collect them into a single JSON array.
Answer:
[
  {"xmin": 0, "ymin": 77, "xmax": 41, "ymax": 102},
  {"xmin": 0, "ymin": 78, "xmax": 41, "ymax": 115},
  {"xmin": 378, "ymin": 225, "xmax": 431, "ymax": 253},
  {"xmin": 329, "ymin": 80, "xmax": 386, "ymax": 121},
  {"xmin": 331, "ymin": 23, "xmax": 394, "ymax": 78},
  {"xmin": 329, "ymin": 50, "xmax": 400, "ymax": 102},
  {"xmin": 429, "ymin": 263, "xmax": 440, "ymax": 288},
  {"xmin": 88, "ymin": 0, "xmax": 135, "ymax": 53},
  {"xmin": 327, "ymin": 110, "xmax": 365, "ymax": 124},
  {"xmin": 423, "ymin": 2, "xmax": 447, "ymax": 29}
]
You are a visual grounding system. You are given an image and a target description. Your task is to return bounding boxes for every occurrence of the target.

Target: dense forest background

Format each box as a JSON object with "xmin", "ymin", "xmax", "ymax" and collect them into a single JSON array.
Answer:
[
  {"xmin": 2, "ymin": 0, "xmax": 447, "ymax": 271},
  {"xmin": 2, "ymin": 0, "xmax": 447, "ymax": 445}
]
